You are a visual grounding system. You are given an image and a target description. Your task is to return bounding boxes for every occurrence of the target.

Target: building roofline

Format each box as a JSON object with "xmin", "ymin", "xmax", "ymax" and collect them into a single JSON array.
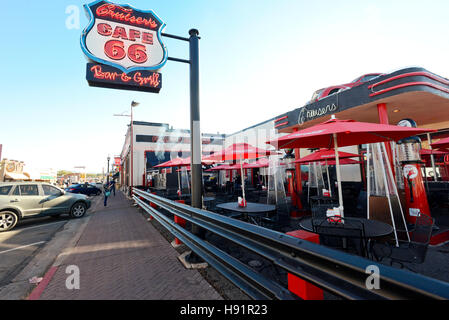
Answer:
[{"xmin": 226, "ymin": 115, "xmax": 280, "ymax": 137}]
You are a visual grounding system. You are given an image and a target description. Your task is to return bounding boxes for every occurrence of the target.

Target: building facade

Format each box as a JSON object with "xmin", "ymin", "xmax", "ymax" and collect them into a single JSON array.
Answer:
[{"xmin": 120, "ymin": 121, "xmax": 226, "ymax": 188}]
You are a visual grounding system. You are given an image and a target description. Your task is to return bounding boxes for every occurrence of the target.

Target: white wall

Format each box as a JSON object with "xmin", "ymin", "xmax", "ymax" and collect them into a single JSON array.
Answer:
[{"xmin": 127, "ymin": 123, "xmax": 224, "ymax": 186}]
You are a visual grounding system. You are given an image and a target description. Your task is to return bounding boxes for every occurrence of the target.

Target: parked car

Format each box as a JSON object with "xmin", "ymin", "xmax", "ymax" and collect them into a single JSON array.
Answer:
[
  {"xmin": 308, "ymin": 73, "xmax": 383, "ymax": 104},
  {"xmin": 65, "ymin": 183, "xmax": 102, "ymax": 196},
  {"xmin": 0, "ymin": 182, "xmax": 91, "ymax": 232},
  {"xmin": 93, "ymin": 182, "xmax": 104, "ymax": 189}
]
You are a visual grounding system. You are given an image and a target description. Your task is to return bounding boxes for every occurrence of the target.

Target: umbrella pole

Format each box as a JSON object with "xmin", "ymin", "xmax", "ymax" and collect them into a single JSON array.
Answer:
[
  {"xmin": 427, "ymin": 133, "xmax": 438, "ymax": 182},
  {"xmin": 325, "ymin": 159, "xmax": 332, "ymax": 197},
  {"xmin": 377, "ymin": 143, "xmax": 400, "ymax": 247},
  {"xmin": 307, "ymin": 163, "xmax": 311, "ymax": 204},
  {"xmin": 366, "ymin": 144, "xmax": 371, "ymax": 219},
  {"xmin": 240, "ymin": 154, "xmax": 246, "ymax": 204},
  {"xmin": 333, "ymin": 133, "xmax": 344, "ymax": 217},
  {"xmin": 178, "ymin": 170, "xmax": 181, "ymax": 196},
  {"xmin": 381, "ymin": 143, "xmax": 410, "ymax": 243}
]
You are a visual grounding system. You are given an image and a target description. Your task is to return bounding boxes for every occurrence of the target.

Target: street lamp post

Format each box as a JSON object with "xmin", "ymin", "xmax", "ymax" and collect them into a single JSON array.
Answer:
[
  {"xmin": 130, "ymin": 101, "xmax": 139, "ymax": 195},
  {"xmin": 114, "ymin": 101, "xmax": 139, "ymax": 195}
]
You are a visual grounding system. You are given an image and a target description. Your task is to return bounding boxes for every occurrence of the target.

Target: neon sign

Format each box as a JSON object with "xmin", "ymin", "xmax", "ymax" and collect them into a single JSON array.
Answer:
[
  {"xmin": 86, "ymin": 63, "xmax": 162, "ymax": 93},
  {"xmin": 81, "ymin": 1, "xmax": 166, "ymax": 92}
]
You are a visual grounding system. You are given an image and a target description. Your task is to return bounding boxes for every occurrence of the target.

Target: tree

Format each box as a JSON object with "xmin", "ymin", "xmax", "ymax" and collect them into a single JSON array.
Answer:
[{"xmin": 57, "ymin": 170, "xmax": 73, "ymax": 177}]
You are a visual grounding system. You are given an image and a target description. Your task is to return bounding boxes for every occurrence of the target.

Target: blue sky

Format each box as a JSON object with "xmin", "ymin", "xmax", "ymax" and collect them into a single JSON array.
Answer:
[{"xmin": 1, "ymin": 0, "xmax": 448, "ymax": 173}]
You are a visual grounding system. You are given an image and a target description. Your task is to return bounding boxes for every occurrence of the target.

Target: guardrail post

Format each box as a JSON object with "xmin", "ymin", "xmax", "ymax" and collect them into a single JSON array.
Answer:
[
  {"xmin": 147, "ymin": 192, "xmax": 158, "ymax": 220},
  {"xmin": 174, "ymin": 200, "xmax": 187, "ymax": 245},
  {"xmin": 286, "ymin": 230, "xmax": 324, "ymax": 300}
]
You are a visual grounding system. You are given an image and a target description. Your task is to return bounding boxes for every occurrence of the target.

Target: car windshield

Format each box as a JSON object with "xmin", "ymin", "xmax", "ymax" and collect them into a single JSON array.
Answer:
[
  {"xmin": 310, "ymin": 89, "xmax": 324, "ymax": 101},
  {"xmin": 352, "ymin": 74, "xmax": 380, "ymax": 83}
]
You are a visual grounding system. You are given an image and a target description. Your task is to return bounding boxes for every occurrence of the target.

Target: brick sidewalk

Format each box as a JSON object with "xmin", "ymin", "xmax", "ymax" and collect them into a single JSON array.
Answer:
[{"xmin": 37, "ymin": 191, "xmax": 222, "ymax": 300}]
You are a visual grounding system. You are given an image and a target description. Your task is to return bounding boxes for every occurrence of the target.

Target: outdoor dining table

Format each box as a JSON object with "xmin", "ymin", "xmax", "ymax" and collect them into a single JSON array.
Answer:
[
  {"xmin": 203, "ymin": 196, "xmax": 215, "ymax": 209},
  {"xmin": 299, "ymin": 217, "xmax": 393, "ymax": 239},
  {"xmin": 299, "ymin": 216, "xmax": 393, "ymax": 258},
  {"xmin": 216, "ymin": 202, "xmax": 276, "ymax": 225}
]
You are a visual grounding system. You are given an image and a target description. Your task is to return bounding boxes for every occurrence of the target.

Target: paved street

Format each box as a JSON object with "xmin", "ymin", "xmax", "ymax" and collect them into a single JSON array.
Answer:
[
  {"xmin": 0, "ymin": 195, "xmax": 102, "ymax": 299},
  {"xmin": 34, "ymin": 191, "xmax": 222, "ymax": 300},
  {"xmin": 0, "ymin": 195, "xmax": 99, "ymax": 285},
  {"xmin": 0, "ymin": 218, "xmax": 67, "ymax": 287}
]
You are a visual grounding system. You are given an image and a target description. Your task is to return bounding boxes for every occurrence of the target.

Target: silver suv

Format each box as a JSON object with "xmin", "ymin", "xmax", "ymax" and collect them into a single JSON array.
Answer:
[{"xmin": 0, "ymin": 182, "xmax": 91, "ymax": 232}]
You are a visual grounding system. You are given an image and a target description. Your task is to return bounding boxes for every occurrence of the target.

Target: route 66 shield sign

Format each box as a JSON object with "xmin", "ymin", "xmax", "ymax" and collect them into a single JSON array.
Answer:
[{"xmin": 81, "ymin": 0, "xmax": 167, "ymax": 73}]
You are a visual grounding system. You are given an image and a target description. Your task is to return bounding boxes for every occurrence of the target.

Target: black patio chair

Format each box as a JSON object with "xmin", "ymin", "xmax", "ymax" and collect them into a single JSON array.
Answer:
[
  {"xmin": 371, "ymin": 214, "xmax": 434, "ymax": 270},
  {"xmin": 312, "ymin": 216, "xmax": 368, "ymax": 257}
]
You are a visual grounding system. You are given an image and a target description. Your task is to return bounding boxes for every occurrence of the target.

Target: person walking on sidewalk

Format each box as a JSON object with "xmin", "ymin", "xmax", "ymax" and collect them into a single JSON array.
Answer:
[
  {"xmin": 103, "ymin": 182, "xmax": 111, "ymax": 206},
  {"xmin": 110, "ymin": 179, "xmax": 116, "ymax": 196}
]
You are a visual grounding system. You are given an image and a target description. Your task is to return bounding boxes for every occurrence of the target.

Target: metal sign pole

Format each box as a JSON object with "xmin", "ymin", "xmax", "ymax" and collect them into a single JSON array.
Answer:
[
  {"xmin": 187, "ymin": 29, "xmax": 206, "ymax": 263},
  {"xmin": 189, "ymin": 29, "xmax": 203, "ymax": 211}
]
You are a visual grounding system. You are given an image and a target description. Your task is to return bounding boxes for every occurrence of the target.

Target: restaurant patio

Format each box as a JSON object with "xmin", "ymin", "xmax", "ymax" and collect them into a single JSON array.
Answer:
[{"xmin": 139, "ymin": 119, "xmax": 449, "ymax": 294}]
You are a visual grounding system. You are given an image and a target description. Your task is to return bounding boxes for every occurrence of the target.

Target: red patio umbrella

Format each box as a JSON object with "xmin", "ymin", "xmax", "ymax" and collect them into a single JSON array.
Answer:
[
  {"xmin": 203, "ymin": 143, "xmax": 278, "ymax": 205},
  {"xmin": 267, "ymin": 115, "xmax": 434, "ymax": 216},
  {"xmin": 294, "ymin": 148, "xmax": 360, "ymax": 164},
  {"xmin": 420, "ymin": 148, "xmax": 449, "ymax": 155},
  {"xmin": 154, "ymin": 157, "xmax": 186, "ymax": 168},
  {"xmin": 206, "ymin": 164, "xmax": 237, "ymax": 171},
  {"xmin": 295, "ymin": 148, "xmax": 361, "ymax": 197},
  {"xmin": 431, "ymin": 137, "xmax": 449, "ymax": 150},
  {"xmin": 181, "ymin": 156, "xmax": 217, "ymax": 166},
  {"xmin": 202, "ymin": 143, "xmax": 278, "ymax": 162},
  {"xmin": 318, "ymin": 158, "xmax": 362, "ymax": 166},
  {"xmin": 176, "ymin": 166, "xmax": 191, "ymax": 172},
  {"xmin": 154, "ymin": 156, "xmax": 216, "ymax": 168},
  {"xmin": 243, "ymin": 158, "xmax": 270, "ymax": 169}
]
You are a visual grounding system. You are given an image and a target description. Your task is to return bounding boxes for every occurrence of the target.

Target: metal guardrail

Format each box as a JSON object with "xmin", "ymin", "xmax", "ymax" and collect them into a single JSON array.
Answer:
[{"xmin": 132, "ymin": 188, "xmax": 449, "ymax": 300}]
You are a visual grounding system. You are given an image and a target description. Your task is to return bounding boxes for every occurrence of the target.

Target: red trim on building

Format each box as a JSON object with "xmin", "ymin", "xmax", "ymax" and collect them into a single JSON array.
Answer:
[
  {"xmin": 369, "ymin": 81, "xmax": 449, "ymax": 97},
  {"xmin": 274, "ymin": 121, "xmax": 289, "ymax": 128},
  {"xmin": 368, "ymin": 71, "xmax": 449, "ymax": 90},
  {"xmin": 274, "ymin": 115, "xmax": 288, "ymax": 123}
]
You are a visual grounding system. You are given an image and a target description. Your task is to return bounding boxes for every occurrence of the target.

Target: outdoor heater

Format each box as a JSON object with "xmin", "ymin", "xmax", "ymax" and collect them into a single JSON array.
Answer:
[
  {"xmin": 397, "ymin": 136, "xmax": 432, "ymax": 224},
  {"xmin": 282, "ymin": 149, "xmax": 296, "ymax": 198}
]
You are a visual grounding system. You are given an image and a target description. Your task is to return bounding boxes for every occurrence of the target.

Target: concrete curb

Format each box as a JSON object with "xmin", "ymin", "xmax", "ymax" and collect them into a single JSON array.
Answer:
[{"xmin": 178, "ymin": 251, "xmax": 208, "ymax": 269}]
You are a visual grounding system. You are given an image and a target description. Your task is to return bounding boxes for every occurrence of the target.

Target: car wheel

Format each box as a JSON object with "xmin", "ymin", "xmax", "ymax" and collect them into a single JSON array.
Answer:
[
  {"xmin": 0, "ymin": 211, "xmax": 19, "ymax": 232},
  {"xmin": 70, "ymin": 202, "xmax": 87, "ymax": 218},
  {"xmin": 96, "ymin": 191, "xmax": 101, "ymax": 196}
]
